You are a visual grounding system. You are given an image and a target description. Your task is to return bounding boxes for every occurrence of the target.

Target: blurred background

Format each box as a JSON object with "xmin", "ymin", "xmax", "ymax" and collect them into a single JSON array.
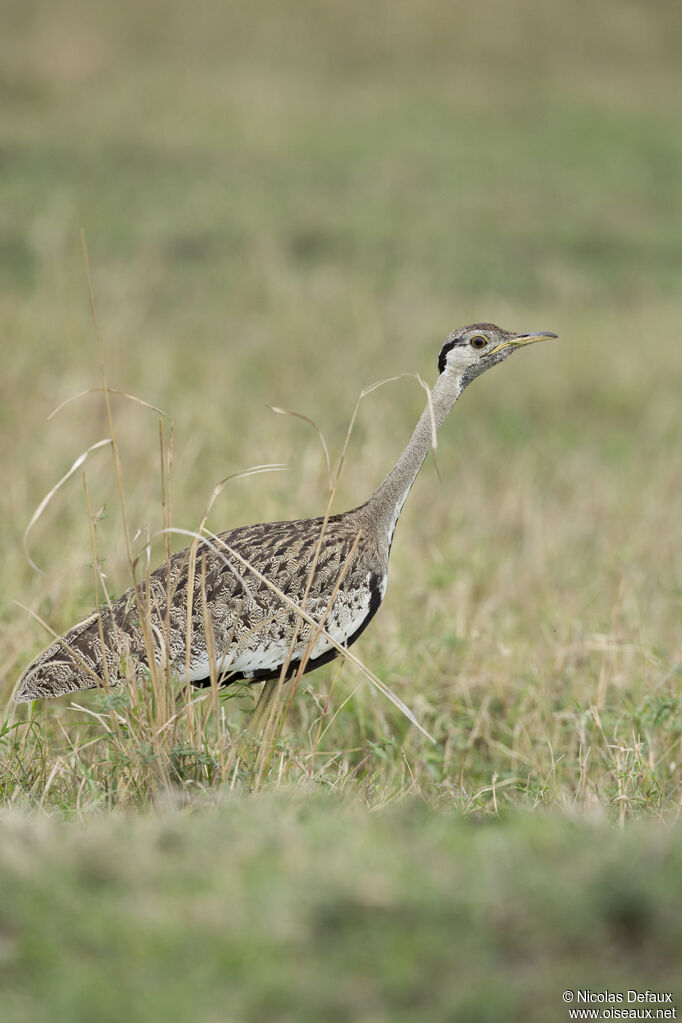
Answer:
[
  {"xmin": 1, "ymin": 1, "xmax": 681, "ymax": 1017},
  {"xmin": 2, "ymin": 0, "xmax": 680, "ymax": 738},
  {"xmin": 3, "ymin": 0, "xmax": 682, "ymax": 788}
]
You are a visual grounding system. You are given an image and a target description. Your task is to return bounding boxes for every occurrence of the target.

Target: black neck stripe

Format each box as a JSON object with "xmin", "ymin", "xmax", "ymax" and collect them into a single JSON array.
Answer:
[{"xmin": 438, "ymin": 339, "xmax": 457, "ymax": 374}]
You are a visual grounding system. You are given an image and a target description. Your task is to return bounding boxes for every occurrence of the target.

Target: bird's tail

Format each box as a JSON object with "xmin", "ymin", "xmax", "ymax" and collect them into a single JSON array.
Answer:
[{"xmin": 13, "ymin": 599, "xmax": 147, "ymax": 702}]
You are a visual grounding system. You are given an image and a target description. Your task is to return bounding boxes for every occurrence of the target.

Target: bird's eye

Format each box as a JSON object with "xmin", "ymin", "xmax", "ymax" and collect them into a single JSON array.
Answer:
[{"xmin": 470, "ymin": 335, "xmax": 487, "ymax": 350}]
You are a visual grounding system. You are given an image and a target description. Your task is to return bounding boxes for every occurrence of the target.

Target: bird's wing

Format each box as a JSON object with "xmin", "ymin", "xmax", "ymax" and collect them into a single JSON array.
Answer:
[{"xmin": 14, "ymin": 513, "xmax": 376, "ymax": 701}]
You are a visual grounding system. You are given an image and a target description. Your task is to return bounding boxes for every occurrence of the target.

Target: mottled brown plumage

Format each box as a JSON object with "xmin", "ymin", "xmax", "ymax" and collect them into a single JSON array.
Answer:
[
  {"xmin": 15, "ymin": 507, "xmax": 383, "ymax": 701},
  {"xmin": 15, "ymin": 323, "xmax": 557, "ymax": 705}
]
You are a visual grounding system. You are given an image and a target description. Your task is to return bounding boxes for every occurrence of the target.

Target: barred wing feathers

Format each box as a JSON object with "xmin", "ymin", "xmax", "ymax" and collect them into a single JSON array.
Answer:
[{"xmin": 14, "ymin": 511, "xmax": 385, "ymax": 702}]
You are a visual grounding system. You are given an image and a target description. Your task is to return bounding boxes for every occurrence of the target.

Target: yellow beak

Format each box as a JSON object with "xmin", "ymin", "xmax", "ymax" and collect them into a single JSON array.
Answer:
[{"xmin": 486, "ymin": 331, "xmax": 558, "ymax": 358}]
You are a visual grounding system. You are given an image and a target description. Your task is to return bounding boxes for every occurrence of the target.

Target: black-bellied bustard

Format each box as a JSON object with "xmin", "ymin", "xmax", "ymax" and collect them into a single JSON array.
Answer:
[{"xmin": 14, "ymin": 324, "xmax": 556, "ymax": 745}]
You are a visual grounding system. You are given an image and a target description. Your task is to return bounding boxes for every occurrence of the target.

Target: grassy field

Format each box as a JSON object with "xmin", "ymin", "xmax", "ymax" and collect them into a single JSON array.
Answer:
[
  {"xmin": 2, "ymin": 798, "xmax": 681, "ymax": 1023},
  {"xmin": 1, "ymin": 0, "xmax": 681, "ymax": 1018}
]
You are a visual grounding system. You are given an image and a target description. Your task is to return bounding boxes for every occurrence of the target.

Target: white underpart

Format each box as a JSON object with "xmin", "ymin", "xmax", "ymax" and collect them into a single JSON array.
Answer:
[{"xmin": 180, "ymin": 576, "xmax": 374, "ymax": 683}]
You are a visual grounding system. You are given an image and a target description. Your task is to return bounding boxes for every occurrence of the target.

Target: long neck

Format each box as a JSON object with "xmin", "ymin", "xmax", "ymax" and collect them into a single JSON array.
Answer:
[{"xmin": 367, "ymin": 370, "xmax": 463, "ymax": 543}]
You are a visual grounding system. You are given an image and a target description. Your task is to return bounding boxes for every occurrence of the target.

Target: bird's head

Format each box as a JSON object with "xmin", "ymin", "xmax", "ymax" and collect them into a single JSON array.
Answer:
[{"xmin": 437, "ymin": 323, "xmax": 558, "ymax": 385}]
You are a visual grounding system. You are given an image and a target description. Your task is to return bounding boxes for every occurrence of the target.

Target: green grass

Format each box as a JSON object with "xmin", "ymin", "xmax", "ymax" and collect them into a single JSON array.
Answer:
[
  {"xmin": 2, "ymin": 797, "xmax": 681, "ymax": 1023},
  {"xmin": 1, "ymin": 0, "xmax": 681, "ymax": 1016}
]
